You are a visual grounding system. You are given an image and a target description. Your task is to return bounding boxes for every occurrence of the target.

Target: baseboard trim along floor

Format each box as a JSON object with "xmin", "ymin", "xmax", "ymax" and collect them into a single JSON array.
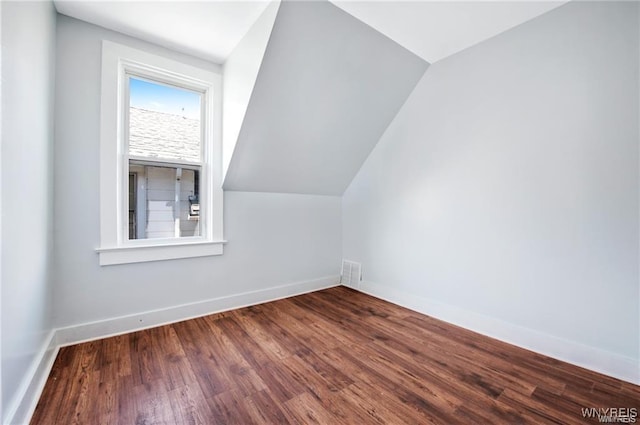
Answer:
[{"xmin": 346, "ymin": 279, "xmax": 639, "ymax": 386}]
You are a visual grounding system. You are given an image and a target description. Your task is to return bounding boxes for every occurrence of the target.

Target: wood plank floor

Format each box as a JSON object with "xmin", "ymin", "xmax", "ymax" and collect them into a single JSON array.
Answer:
[{"xmin": 32, "ymin": 286, "xmax": 639, "ymax": 424}]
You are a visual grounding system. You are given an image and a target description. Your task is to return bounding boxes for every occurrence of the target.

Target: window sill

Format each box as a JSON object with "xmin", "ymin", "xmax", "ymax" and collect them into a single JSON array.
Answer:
[{"xmin": 96, "ymin": 240, "xmax": 226, "ymax": 266}]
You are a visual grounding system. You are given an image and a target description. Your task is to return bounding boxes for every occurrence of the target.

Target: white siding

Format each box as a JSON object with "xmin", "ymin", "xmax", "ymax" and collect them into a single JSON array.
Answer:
[{"xmin": 144, "ymin": 166, "xmax": 198, "ymax": 239}]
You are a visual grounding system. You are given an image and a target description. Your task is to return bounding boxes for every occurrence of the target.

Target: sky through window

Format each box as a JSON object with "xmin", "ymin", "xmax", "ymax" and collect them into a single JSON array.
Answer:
[{"xmin": 129, "ymin": 77, "xmax": 201, "ymax": 119}]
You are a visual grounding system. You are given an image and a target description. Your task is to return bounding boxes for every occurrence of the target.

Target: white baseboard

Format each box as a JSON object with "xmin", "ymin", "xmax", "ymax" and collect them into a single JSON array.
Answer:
[
  {"xmin": 4, "ymin": 330, "xmax": 59, "ymax": 425},
  {"xmin": 353, "ymin": 280, "xmax": 640, "ymax": 386},
  {"xmin": 56, "ymin": 275, "xmax": 340, "ymax": 346},
  {"xmin": 9, "ymin": 275, "xmax": 339, "ymax": 425}
]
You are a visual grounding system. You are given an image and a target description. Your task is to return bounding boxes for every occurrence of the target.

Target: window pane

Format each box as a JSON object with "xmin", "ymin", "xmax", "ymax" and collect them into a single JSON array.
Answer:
[
  {"xmin": 128, "ymin": 163, "xmax": 201, "ymax": 240},
  {"xmin": 128, "ymin": 77, "xmax": 202, "ymax": 163}
]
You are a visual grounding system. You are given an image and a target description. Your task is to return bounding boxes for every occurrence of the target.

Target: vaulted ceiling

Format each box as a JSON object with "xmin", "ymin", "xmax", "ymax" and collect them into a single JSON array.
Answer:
[
  {"xmin": 54, "ymin": 0, "xmax": 567, "ymax": 195},
  {"xmin": 53, "ymin": 0, "xmax": 566, "ymax": 64},
  {"xmin": 222, "ymin": 0, "xmax": 428, "ymax": 195},
  {"xmin": 333, "ymin": 1, "xmax": 566, "ymax": 63}
]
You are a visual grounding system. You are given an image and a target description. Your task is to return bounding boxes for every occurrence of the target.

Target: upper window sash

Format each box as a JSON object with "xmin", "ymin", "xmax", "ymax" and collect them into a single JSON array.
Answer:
[{"xmin": 124, "ymin": 73, "xmax": 205, "ymax": 165}]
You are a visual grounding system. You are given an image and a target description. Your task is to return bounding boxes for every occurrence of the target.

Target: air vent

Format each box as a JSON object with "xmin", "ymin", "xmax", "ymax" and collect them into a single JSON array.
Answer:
[{"xmin": 341, "ymin": 260, "xmax": 362, "ymax": 288}]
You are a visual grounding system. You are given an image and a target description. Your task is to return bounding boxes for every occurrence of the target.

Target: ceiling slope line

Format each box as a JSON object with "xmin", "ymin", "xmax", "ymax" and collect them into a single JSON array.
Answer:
[
  {"xmin": 223, "ymin": 1, "xmax": 282, "ymax": 180},
  {"xmin": 224, "ymin": 0, "xmax": 429, "ymax": 196}
]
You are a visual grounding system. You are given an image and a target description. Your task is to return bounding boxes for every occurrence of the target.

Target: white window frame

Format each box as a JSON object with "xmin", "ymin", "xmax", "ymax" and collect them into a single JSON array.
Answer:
[{"xmin": 97, "ymin": 41, "xmax": 224, "ymax": 265}]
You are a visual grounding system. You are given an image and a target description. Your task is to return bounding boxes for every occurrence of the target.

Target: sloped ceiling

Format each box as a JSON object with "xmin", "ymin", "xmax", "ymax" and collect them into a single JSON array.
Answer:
[
  {"xmin": 54, "ymin": 1, "xmax": 567, "ymax": 66},
  {"xmin": 223, "ymin": 0, "xmax": 429, "ymax": 195},
  {"xmin": 223, "ymin": 1, "xmax": 281, "ymax": 178},
  {"xmin": 332, "ymin": 1, "xmax": 566, "ymax": 63}
]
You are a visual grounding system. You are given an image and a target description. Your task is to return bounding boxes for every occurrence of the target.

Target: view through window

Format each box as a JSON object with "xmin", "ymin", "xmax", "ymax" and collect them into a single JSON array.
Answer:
[{"xmin": 127, "ymin": 76, "xmax": 203, "ymax": 240}]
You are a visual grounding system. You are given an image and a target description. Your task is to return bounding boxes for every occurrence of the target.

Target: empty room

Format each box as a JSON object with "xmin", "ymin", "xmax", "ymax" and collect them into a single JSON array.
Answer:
[{"xmin": 1, "ymin": 0, "xmax": 639, "ymax": 423}]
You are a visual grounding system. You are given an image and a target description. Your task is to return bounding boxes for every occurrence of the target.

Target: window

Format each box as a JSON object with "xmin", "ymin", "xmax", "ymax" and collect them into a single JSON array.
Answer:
[
  {"xmin": 98, "ymin": 41, "xmax": 224, "ymax": 265},
  {"xmin": 127, "ymin": 77, "xmax": 202, "ymax": 240}
]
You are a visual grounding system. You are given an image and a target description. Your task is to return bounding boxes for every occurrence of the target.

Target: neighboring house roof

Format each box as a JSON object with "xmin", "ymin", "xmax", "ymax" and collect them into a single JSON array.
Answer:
[{"xmin": 129, "ymin": 107, "xmax": 201, "ymax": 163}]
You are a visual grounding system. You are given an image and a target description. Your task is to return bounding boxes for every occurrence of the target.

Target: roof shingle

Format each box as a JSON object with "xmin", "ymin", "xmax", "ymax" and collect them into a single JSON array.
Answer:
[{"xmin": 129, "ymin": 107, "xmax": 201, "ymax": 163}]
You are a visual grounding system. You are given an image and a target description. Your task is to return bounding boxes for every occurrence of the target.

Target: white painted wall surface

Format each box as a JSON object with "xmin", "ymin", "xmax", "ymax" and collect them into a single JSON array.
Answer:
[
  {"xmin": 1, "ymin": 1, "xmax": 56, "ymax": 422},
  {"xmin": 0, "ymin": 0, "xmax": 4, "ymax": 417},
  {"xmin": 54, "ymin": 15, "xmax": 341, "ymax": 329},
  {"xmin": 224, "ymin": 0, "xmax": 428, "ymax": 196},
  {"xmin": 222, "ymin": 0, "xmax": 279, "ymax": 178},
  {"xmin": 343, "ymin": 1, "xmax": 639, "ymax": 368}
]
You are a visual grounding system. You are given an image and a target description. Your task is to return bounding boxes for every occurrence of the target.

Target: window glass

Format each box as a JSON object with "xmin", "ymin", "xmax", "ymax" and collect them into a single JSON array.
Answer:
[
  {"xmin": 129, "ymin": 164, "xmax": 200, "ymax": 240},
  {"xmin": 127, "ymin": 77, "xmax": 202, "ymax": 240},
  {"xmin": 128, "ymin": 77, "xmax": 202, "ymax": 163}
]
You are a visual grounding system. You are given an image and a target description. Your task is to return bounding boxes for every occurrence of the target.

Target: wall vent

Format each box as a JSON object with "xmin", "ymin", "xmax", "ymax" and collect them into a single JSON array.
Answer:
[{"xmin": 341, "ymin": 260, "xmax": 362, "ymax": 288}]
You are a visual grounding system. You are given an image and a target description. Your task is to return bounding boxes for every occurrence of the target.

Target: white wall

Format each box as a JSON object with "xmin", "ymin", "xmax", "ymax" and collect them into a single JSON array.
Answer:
[
  {"xmin": 0, "ymin": 0, "xmax": 4, "ymax": 417},
  {"xmin": 222, "ymin": 0, "xmax": 279, "ymax": 178},
  {"xmin": 1, "ymin": 1, "xmax": 56, "ymax": 422},
  {"xmin": 0, "ymin": 0, "xmax": 4, "ymax": 416},
  {"xmin": 54, "ymin": 15, "xmax": 341, "ymax": 329},
  {"xmin": 343, "ymin": 1, "xmax": 639, "ymax": 380},
  {"xmin": 223, "ymin": 0, "xmax": 428, "ymax": 196}
]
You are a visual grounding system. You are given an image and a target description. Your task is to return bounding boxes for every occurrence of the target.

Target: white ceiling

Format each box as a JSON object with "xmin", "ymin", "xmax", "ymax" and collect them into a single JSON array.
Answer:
[
  {"xmin": 54, "ymin": 0, "xmax": 566, "ymax": 65},
  {"xmin": 53, "ymin": 1, "xmax": 273, "ymax": 64},
  {"xmin": 333, "ymin": 1, "xmax": 567, "ymax": 63}
]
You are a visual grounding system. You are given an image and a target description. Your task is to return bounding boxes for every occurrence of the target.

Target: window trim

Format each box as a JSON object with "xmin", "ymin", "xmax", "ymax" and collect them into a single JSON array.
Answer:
[{"xmin": 98, "ymin": 41, "xmax": 224, "ymax": 265}]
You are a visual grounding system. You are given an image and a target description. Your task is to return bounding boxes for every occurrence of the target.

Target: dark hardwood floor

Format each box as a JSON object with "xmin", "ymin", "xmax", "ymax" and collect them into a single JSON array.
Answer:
[{"xmin": 31, "ymin": 286, "xmax": 639, "ymax": 424}]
